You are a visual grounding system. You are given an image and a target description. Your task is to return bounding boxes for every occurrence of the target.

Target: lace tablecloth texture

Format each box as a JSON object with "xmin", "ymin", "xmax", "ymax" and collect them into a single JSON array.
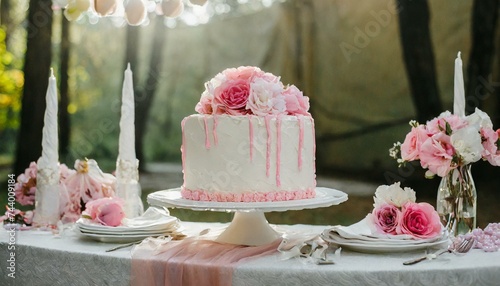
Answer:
[{"xmin": 1, "ymin": 222, "xmax": 500, "ymax": 286}]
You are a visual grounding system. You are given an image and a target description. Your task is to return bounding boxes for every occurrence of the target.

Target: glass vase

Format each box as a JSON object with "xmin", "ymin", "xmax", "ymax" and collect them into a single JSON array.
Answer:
[{"xmin": 436, "ymin": 165, "xmax": 477, "ymax": 236}]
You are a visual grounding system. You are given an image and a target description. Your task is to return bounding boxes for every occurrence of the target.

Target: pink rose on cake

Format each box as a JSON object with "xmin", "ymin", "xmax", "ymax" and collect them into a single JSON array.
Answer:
[
  {"xmin": 246, "ymin": 77, "xmax": 286, "ymax": 116},
  {"xmin": 283, "ymin": 85, "xmax": 310, "ymax": 116},
  {"xmin": 195, "ymin": 92, "xmax": 213, "ymax": 114},
  {"xmin": 367, "ymin": 182, "xmax": 442, "ymax": 239},
  {"xmin": 213, "ymin": 78, "xmax": 251, "ymax": 115},
  {"xmin": 196, "ymin": 66, "xmax": 311, "ymax": 117}
]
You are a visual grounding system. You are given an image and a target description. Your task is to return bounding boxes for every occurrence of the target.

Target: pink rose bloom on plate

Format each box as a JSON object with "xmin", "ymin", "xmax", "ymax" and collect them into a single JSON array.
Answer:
[
  {"xmin": 397, "ymin": 202, "xmax": 442, "ymax": 239},
  {"xmin": 83, "ymin": 197, "xmax": 125, "ymax": 227},
  {"xmin": 371, "ymin": 203, "xmax": 401, "ymax": 235}
]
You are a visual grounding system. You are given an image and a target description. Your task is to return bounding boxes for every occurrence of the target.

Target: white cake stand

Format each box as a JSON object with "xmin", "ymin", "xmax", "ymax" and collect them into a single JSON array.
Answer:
[{"xmin": 147, "ymin": 187, "xmax": 348, "ymax": 246}]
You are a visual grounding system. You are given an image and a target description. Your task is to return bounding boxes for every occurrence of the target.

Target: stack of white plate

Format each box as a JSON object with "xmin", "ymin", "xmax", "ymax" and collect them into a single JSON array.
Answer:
[
  {"xmin": 321, "ymin": 217, "xmax": 449, "ymax": 253},
  {"xmin": 76, "ymin": 207, "xmax": 182, "ymax": 243}
]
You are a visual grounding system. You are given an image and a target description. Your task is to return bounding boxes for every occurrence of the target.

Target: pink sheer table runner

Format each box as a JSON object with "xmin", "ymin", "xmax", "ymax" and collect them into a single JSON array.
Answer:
[{"xmin": 131, "ymin": 236, "xmax": 281, "ymax": 286}]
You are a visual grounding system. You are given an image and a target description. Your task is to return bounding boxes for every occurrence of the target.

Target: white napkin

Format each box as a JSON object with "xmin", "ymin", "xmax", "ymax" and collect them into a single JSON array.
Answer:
[
  {"xmin": 326, "ymin": 217, "xmax": 443, "ymax": 245},
  {"xmin": 77, "ymin": 207, "xmax": 179, "ymax": 233}
]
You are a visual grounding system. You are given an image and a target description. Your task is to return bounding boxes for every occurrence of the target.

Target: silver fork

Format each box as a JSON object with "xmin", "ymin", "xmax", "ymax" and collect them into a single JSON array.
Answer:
[{"xmin": 403, "ymin": 236, "xmax": 475, "ymax": 265}]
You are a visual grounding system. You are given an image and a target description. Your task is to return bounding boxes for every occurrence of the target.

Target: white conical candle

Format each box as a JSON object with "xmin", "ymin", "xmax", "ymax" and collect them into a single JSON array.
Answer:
[
  {"xmin": 454, "ymin": 51, "xmax": 466, "ymax": 117},
  {"xmin": 38, "ymin": 68, "xmax": 59, "ymax": 169},
  {"xmin": 118, "ymin": 63, "xmax": 136, "ymax": 162}
]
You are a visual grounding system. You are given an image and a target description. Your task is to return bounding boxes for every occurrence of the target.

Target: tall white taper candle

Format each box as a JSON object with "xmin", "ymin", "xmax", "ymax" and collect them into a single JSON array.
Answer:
[
  {"xmin": 34, "ymin": 68, "xmax": 61, "ymax": 226},
  {"xmin": 38, "ymin": 68, "xmax": 59, "ymax": 169},
  {"xmin": 454, "ymin": 51, "xmax": 466, "ymax": 117},
  {"xmin": 118, "ymin": 63, "xmax": 136, "ymax": 162}
]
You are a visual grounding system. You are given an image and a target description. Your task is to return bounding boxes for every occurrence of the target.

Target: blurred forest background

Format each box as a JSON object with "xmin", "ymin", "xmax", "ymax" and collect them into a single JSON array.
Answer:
[{"xmin": 1, "ymin": 0, "xmax": 500, "ymax": 225}]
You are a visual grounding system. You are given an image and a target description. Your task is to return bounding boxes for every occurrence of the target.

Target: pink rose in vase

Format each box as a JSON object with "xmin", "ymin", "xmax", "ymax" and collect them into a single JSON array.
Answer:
[
  {"xmin": 400, "ymin": 124, "xmax": 429, "ymax": 162},
  {"xmin": 83, "ymin": 197, "xmax": 125, "ymax": 227},
  {"xmin": 397, "ymin": 202, "xmax": 442, "ymax": 239},
  {"xmin": 426, "ymin": 111, "xmax": 467, "ymax": 134},
  {"xmin": 419, "ymin": 133, "xmax": 455, "ymax": 177},
  {"xmin": 481, "ymin": 128, "xmax": 500, "ymax": 166},
  {"xmin": 370, "ymin": 203, "xmax": 401, "ymax": 235}
]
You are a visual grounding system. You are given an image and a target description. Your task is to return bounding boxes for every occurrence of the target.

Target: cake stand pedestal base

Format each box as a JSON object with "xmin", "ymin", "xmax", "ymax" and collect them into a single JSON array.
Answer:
[{"xmin": 215, "ymin": 212, "xmax": 280, "ymax": 246}]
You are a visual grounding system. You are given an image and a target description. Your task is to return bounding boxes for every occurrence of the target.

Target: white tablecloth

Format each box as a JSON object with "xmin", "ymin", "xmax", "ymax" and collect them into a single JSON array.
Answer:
[{"xmin": 1, "ymin": 222, "xmax": 500, "ymax": 286}]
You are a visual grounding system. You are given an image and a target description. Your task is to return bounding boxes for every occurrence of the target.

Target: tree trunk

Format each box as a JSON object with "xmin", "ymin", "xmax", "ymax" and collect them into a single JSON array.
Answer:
[
  {"xmin": 465, "ymin": 0, "xmax": 499, "ymax": 115},
  {"xmin": 1, "ymin": 0, "xmax": 12, "ymax": 47},
  {"xmin": 13, "ymin": 0, "xmax": 53, "ymax": 175},
  {"xmin": 397, "ymin": 0, "xmax": 442, "ymax": 122},
  {"xmin": 59, "ymin": 15, "xmax": 71, "ymax": 160},
  {"xmin": 135, "ymin": 16, "xmax": 167, "ymax": 172}
]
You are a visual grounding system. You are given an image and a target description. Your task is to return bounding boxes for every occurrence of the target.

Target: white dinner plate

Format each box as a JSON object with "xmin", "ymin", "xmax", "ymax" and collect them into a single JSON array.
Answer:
[
  {"xmin": 76, "ymin": 220, "xmax": 179, "ymax": 234},
  {"xmin": 321, "ymin": 229, "xmax": 449, "ymax": 253},
  {"xmin": 77, "ymin": 231, "xmax": 167, "ymax": 243},
  {"xmin": 76, "ymin": 207, "xmax": 178, "ymax": 233},
  {"xmin": 78, "ymin": 227, "xmax": 178, "ymax": 236}
]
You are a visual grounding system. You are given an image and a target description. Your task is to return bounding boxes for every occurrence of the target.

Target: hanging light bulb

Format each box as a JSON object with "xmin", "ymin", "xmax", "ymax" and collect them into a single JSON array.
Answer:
[
  {"xmin": 93, "ymin": 0, "xmax": 118, "ymax": 16},
  {"xmin": 124, "ymin": 0, "xmax": 147, "ymax": 26},
  {"xmin": 161, "ymin": 0, "xmax": 184, "ymax": 18}
]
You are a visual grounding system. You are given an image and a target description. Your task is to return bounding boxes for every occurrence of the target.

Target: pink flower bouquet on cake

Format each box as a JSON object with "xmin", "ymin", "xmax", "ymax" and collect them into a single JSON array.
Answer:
[
  {"xmin": 196, "ymin": 66, "xmax": 310, "ymax": 117},
  {"xmin": 367, "ymin": 183, "xmax": 442, "ymax": 239}
]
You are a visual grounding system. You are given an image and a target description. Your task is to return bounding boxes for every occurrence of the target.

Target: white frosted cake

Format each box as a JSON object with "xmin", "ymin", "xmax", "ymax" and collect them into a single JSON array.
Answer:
[{"xmin": 181, "ymin": 66, "xmax": 316, "ymax": 202}]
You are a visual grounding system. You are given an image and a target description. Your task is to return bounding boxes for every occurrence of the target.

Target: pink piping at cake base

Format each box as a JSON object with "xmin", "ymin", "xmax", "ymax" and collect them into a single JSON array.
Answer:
[{"xmin": 180, "ymin": 188, "xmax": 316, "ymax": 202}]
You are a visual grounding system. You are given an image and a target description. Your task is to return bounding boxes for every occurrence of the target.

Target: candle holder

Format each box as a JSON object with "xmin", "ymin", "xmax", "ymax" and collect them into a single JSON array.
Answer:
[
  {"xmin": 115, "ymin": 158, "xmax": 144, "ymax": 218},
  {"xmin": 32, "ymin": 166, "xmax": 61, "ymax": 227}
]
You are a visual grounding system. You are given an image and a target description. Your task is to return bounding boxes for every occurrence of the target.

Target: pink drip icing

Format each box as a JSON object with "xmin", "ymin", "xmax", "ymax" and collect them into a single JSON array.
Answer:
[
  {"xmin": 297, "ymin": 115, "xmax": 304, "ymax": 171},
  {"xmin": 203, "ymin": 115, "xmax": 210, "ymax": 149},
  {"xmin": 213, "ymin": 115, "xmax": 218, "ymax": 145},
  {"xmin": 247, "ymin": 115, "xmax": 254, "ymax": 162},
  {"xmin": 265, "ymin": 115, "xmax": 271, "ymax": 178},
  {"xmin": 276, "ymin": 115, "xmax": 282, "ymax": 187}
]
